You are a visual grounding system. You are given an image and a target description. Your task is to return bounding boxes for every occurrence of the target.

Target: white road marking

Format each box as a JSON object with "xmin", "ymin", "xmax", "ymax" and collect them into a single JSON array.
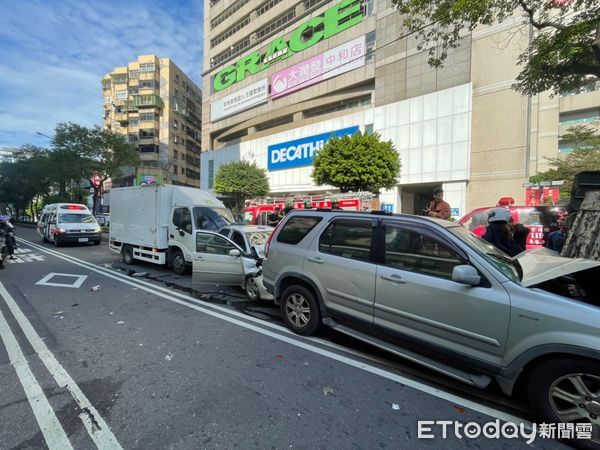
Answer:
[
  {"xmin": 35, "ymin": 273, "xmax": 88, "ymax": 289},
  {"xmin": 0, "ymin": 282, "xmax": 123, "ymax": 449},
  {"xmin": 17, "ymin": 237, "xmax": 533, "ymax": 427},
  {"xmin": 0, "ymin": 292, "xmax": 73, "ymax": 450}
]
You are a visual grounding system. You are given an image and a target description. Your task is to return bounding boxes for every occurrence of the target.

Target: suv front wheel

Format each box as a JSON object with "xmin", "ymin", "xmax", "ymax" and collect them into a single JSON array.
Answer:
[
  {"xmin": 527, "ymin": 357, "xmax": 600, "ymax": 446},
  {"xmin": 280, "ymin": 284, "xmax": 322, "ymax": 336}
]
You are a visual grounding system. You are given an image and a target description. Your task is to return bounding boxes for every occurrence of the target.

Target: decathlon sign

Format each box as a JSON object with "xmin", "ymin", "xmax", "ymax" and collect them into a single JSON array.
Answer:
[
  {"xmin": 213, "ymin": 0, "xmax": 364, "ymax": 92},
  {"xmin": 268, "ymin": 126, "xmax": 359, "ymax": 171}
]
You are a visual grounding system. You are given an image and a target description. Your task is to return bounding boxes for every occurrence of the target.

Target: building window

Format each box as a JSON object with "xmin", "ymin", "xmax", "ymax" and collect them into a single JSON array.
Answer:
[
  {"xmin": 139, "ymin": 129, "xmax": 156, "ymax": 138},
  {"xmin": 115, "ymin": 90, "xmax": 128, "ymax": 100},
  {"xmin": 559, "ymin": 109, "xmax": 600, "ymax": 126},
  {"xmin": 365, "ymin": 124, "xmax": 374, "ymax": 134},
  {"xmin": 174, "ymin": 150, "xmax": 178, "ymax": 159},
  {"xmin": 257, "ymin": 0, "xmax": 283, "ymax": 16},
  {"xmin": 365, "ymin": 31, "xmax": 376, "ymax": 62},
  {"xmin": 139, "ymin": 63, "xmax": 155, "ymax": 73},
  {"xmin": 139, "ymin": 144, "xmax": 158, "ymax": 153},
  {"xmin": 208, "ymin": 160, "xmax": 214, "ymax": 189},
  {"xmin": 181, "ymin": 167, "xmax": 185, "ymax": 174},
  {"xmin": 173, "ymin": 119, "xmax": 178, "ymax": 129},
  {"xmin": 211, "ymin": 16, "xmax": 251, "ymax": 49},
  {"xmin": 304, "ymin": 95, "xmax": 372, "ymax": 119},
  {"xmin": 112, "ymin": 74, "xmax": 127, "ymax": 84},
  {"xmin": 102, "ymin": 79, "xmax": 111, "ymax": 90},
  {"xmin": 210, "ymin": 0, "xmax": 250, "ymax": 28},
  {"xmin": 129, "ymin": 86, "xmax": 139, "ymax": 95},
  {"xmin": 128, "ymin": 134, "xmax": 139, "ymax": 142},
  {"xmin": 128, "ymin": 118, "xmax": 139, "ymax": 127},
  {"xmin": 139, "ymin": 80, "xmax": 155, "ymax": 89},
  {"xmin": 173, "ymin": 165, "xmax": 178, "ymax": 174},
  {"xmin": 175, "ymin": 74, "xmax": 180, "ymax": 83},
  {"xmin": 139, "ymin": 112, "xmax": 157, "ymax": 122},
  {"xmin": 256, "ymin": 9, "xmax": 296, "ymax": 41},
  {"xmin": 211, "ymin": 38, "xmax": 251, "ymax": 67},
  {"xmin": 129, "ymin": 70, "xmax": 139, "ymax": 79},
  {"xmin": 174, "ymin": 135, "xmax": 180, "ymax": 144},
  {"xmin": 103, "ymin": 96, "xmax": 113, "ymax": 105}
]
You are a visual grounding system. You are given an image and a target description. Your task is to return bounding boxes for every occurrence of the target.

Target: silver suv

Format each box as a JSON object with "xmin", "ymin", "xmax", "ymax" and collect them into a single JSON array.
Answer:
[{"xmin": 263, "ymin": 209, "xmax": 600, "ymax": 442}]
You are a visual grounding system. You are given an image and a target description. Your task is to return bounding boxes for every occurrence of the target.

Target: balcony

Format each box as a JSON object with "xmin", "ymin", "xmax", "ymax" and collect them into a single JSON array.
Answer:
[
  {"xmin": 114, "ymin": 112, "xmax": 128, "ymax": 122},
  {"xmin": 128, "ymin": 94, "xmax": 164, "ymax": 110}
]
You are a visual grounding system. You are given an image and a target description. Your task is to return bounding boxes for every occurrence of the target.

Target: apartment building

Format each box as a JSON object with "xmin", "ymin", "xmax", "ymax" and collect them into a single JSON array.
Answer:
[
  {"xmin": 201, "ymin": 0, "xmax": 599, "ymax": 216},
  {"xmin": 102, "ymin": 55, "xmax": 202, "ymax": 188}
]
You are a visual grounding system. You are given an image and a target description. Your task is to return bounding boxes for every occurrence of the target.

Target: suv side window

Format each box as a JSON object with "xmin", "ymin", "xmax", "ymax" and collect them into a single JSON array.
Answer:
[
  {"xmin": 319, "ymin": 219, "xmax": 373, "ymax": 262},
  {"xmin": 277, "ymin": 216, "xmax": 322, "ymax": 245},
  {"xmin": 384, "ymin": 224, "xmax": 463, "ymax": 280}
]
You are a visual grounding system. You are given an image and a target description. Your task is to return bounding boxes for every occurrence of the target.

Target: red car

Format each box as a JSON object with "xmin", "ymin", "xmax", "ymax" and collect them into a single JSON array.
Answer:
[{"xmin": 459, "ymin": 199, "xmax": 567, "ymax": 250}]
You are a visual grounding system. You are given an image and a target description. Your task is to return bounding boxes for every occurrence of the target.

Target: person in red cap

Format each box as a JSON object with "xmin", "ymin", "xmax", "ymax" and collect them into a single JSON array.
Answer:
[{"xmin": 425, "ymin": 188, "xmax": 451, "ymax": 220}]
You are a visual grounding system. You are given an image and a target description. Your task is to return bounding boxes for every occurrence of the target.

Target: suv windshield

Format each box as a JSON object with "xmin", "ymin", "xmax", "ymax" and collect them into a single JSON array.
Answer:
[
  {"xmin": 193, "ymin": 207, "xmax": 234, "ymax": 231},
  {"xmin": 58, "ymin": 213, "xmax": 95, "ymax": 224},
  {"xmin": 450, "ymin": 226, "xmax": 521, "ymax": 283}
]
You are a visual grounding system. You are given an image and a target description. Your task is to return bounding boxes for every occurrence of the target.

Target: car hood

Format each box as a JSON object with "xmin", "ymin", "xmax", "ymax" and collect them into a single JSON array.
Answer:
[{"xmin": 515, "ymin": 248, "xmax": 600, "ymax": 287}]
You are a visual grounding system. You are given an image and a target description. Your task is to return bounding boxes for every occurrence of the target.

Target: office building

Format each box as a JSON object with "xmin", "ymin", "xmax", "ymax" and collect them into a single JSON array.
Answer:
[{"xmin": 202, "ymin": 0, "xmax": 599, "ymax": 215}]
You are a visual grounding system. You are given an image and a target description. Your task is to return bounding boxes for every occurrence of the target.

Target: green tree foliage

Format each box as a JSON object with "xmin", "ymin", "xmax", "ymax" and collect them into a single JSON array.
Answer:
[
  {"xmin": 214, "ymin": 160, "xmax": 270, "ymax": 212},
  {"xmin": 530, "ymin": 124, "xmax": 600, "ymax": 196},
  {"xmin": 392, "ymin": 0, "xmax": 600, "ymax": 96},
  {"xmin": 51, "ymin": 122, "xmax": 139, "ymax": 214},
  {"xmin": 0, "ymin": 146, "xmax": 50, "ymax": 220},
  {"xmin": 312, "ymin": 132, "xmax": 400, "ymax": 193}
]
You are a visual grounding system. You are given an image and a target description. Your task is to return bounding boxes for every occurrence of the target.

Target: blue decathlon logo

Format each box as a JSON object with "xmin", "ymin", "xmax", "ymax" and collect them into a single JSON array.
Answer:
[{"xmin": 268, "ymin": 126, "xmax": 360, "ymax": 171}]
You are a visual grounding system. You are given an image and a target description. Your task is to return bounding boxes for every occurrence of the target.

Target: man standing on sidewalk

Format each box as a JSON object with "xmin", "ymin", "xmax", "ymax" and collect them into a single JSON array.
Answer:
[{"xmin": 425, "ymin": 188, "xmax": 451, "ymax": 220}]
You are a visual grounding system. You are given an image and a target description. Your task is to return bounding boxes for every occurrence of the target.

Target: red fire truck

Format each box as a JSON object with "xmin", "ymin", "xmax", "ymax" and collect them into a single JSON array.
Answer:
[{"xmin": 241, "ymin": 193, "xmax": 373, "ymax": 225}]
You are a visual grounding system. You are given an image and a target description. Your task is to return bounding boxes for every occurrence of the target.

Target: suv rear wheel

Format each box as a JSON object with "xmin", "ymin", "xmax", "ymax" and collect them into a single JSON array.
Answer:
[
  {"xmin": 280, "ymin": 285, "xmax": 321, "ymax": 336},
  {"xmin": 527, "ymin": 358, "xmax": 600, "ymax": 446}
]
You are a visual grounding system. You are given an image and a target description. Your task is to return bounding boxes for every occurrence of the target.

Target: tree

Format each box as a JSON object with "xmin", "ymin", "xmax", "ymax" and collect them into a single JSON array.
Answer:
[
  {"xmin": 392, "ymin": 0, "xmax": 600, "ymax": 96},
  {"xmin": 530, "ymin": 124, "xmax": 600, "ymax": 196},
  {"xmin": 51, "ymin": 122, "xmax": 139, "ymax": 214},
  {"xmin": 214, "ymin": 160, "xmax": 270, "ymax": 212},
  {"xmin": 312, "ymin": 132, "xmax": 400, "ymax": 193}
]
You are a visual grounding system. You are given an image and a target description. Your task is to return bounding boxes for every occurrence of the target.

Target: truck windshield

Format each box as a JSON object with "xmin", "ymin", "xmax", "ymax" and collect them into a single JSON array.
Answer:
[
  {"xmin": 58, "ymin": 214, "xmax": 95, "ymax": 224},
  {"xmin": 193, "ymin": 207, "xmax": 234, "ymax": 231}
]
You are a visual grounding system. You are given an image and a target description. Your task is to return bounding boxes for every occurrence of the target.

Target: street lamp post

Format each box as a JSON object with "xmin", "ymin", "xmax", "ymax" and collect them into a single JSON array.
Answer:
[{"xmin": 36, "ymin": 132, "xmax": 52, "ymax": 140}]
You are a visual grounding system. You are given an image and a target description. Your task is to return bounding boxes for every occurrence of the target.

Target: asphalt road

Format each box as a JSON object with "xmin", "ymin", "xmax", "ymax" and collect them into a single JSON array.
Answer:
[{"xmin": 0, "ymin": 226, "xmax": 571, "ymax": 449}]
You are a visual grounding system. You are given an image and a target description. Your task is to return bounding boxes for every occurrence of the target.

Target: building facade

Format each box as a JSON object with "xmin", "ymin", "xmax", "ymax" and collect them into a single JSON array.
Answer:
[
  {"xmin": 102, "ymin": 55, "xmax": 202, "ymax": 188},
  {"xmin": 202, "ymin": 0, "xmax": 600, "ymax": 217}
]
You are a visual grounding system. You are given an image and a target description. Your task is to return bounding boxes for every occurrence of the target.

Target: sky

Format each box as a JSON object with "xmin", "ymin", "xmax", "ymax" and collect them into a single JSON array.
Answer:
[{"xmin": 0, "ymin": 0, "xmax": 204, "ymax": 149}]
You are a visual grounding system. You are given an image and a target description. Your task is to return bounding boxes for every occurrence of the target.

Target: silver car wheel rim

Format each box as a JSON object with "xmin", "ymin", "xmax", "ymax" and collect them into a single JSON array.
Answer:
[
  {"xmin": 285, "ymin": 293, "xmax": 310, "ymax": 328},
  {"xmin": 173, "ymin": 255, "xmax": 184, "ymax": 271},
  {"xmin": 247, "ymin": 279, "xmax": 259, "ymax": 300},
  {"xmin": 549, "ymin": 373, "xmax": 600, "ymax": 443}
]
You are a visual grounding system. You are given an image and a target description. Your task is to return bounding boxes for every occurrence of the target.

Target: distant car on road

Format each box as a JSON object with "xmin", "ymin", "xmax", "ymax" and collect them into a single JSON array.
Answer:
[{"xmin": 262, "ymin": 208, "xmax": 600, "ymax": 443}]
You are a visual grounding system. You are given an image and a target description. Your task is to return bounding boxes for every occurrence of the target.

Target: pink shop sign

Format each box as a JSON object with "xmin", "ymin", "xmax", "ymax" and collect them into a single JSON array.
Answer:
[{"xmin": 270, "ymin": 35, "xmax": 366, "ymax": 99}]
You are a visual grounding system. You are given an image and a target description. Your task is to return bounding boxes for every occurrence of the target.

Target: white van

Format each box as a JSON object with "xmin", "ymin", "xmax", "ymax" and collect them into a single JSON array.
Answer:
[{"xmin": 37, "ymin": 203, "xmax": 102, "ymax": 247}]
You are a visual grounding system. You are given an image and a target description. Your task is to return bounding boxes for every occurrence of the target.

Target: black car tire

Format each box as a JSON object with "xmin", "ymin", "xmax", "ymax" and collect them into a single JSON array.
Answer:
[
  {"xmin": 42, "ymin": 234, "xmax": 49, "ymax": 243},
  {"xmin": 171, "ymin": 249, "xmax": 187, "ymax": 275},
  {"xmin": 53, "ymin": 235, "xmax": 61, "ymax": 247},
  {"xmin": 245, "ymin": 277, "xmax": 260, "ymax": 302},
  {"xmin": 280, "ymin": 284, "xmax": 321, "ymax": 336},
  {"xmin": 121, "ymin": 245, "xmax": 135, "ymax": 265},
  {"xmin": 93, "ymin": 240, "xmax": 101, "ymax": 246},
  {"xmin": 527, "ymin": 357, "xmax": 600, "ymax": 448}
]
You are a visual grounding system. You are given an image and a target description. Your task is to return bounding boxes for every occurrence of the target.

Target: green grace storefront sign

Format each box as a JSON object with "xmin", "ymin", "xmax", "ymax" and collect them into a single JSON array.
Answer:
[{"xmin": 213, "ymin": 0, "xmax": 365, "ymax": 92}]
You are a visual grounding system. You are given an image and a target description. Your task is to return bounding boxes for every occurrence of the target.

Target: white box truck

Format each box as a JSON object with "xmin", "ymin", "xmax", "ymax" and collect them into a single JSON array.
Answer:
[{"xmin": 109, "ymin": 185, "xmax": 233, "ymax": 274}]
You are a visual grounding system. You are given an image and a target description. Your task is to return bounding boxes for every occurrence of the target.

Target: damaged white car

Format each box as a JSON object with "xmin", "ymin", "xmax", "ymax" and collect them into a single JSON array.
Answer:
[{"xmin": 192, "ymin": 225, "xmax": 274, "ymax": 301}]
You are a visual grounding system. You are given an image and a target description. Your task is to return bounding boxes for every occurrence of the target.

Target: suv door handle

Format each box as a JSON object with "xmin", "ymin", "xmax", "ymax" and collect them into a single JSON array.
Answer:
[
  {"xmin": 380, "ymin": 274, "xmax": 407, "ymax": 284},
  {"xmin": 307, "ymin": 256, "xmax": 323, "ymax": 264}
]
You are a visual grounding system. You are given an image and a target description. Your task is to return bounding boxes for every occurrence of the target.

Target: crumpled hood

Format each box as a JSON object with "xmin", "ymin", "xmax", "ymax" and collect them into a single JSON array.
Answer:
[{"xmin": 515, "ymin": 248, "xmax": 600, "ymax": 287}]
